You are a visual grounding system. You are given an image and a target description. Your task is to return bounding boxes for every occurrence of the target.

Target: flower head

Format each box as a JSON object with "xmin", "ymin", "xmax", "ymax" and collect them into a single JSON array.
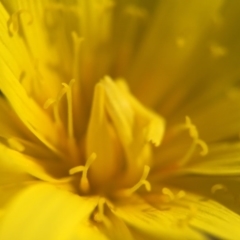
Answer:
[{"xmin": 1, "ymin": 0, "xmax": 240, "ymax": 239}]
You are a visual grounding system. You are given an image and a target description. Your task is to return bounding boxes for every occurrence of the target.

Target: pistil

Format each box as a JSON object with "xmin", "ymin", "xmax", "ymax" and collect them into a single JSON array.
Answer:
[{"xmin": 69, "ymin": 152, "xmax": 97, "ymax": 193}]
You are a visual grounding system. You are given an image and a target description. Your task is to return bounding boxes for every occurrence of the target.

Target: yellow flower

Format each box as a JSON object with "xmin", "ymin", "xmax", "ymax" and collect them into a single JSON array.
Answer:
[{"xmin": 1, "ymin": 0, "xmax": 240, "ymax": 239}]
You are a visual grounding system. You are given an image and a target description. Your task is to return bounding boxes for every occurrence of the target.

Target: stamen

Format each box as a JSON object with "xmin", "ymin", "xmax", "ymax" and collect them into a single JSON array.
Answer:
[
  {"xmin": 162, "ymin": 188, "xmax": 175, "ymax": 201},
  {"xmin": 69, "ymin": 152, "xmax": 96, "ymax": 192},
  {"xmin": 93, "ymin": 198, "xmax": 111, "ymax": 228},
  {"xmin": 7, "ymin": 138, "xmax": 25, "ymax": 152},
  {"xmin": 43, "ymin": 98, "xmax": 55, "ymax": 109},
  {"xmin": 178, "ymin": 141, "xmax": 196, "ymax": 166},
  {"xmin": 43, "ymin": 84, "xmax": 68, "ymax": 125},
  {"xmin": 69, "ymin": 166, "xmax": 85, "ymax": 175},
  {"xmin": 71, "ymin": 32, "xmax": 84, "ymax": 83},
  {"xmin": 62, "ymin": 79, "xmax": 75, "ymax": 138},
  {"xmin": 211, "ymin": 184, "xmax": 227, "ymax": 194},
  {"xmin": 33, "ymin": 59, "xmax": 44, "ymax": 87},
  {"xmin": 116, "ymin": 165, "xmax": 151, "ymax": 197},
  {"xmin": 176, "ymin": 190, "xmax": 186, "ymax": 199},
  {"xmin": 128, "ymin": 165, "xmax": 151, "ymax": 193},
  {"xmin": 8, "ymin": 10, "xmax": 33, "ymax": 35},
  {"xmin": 44, "ymin": 98, "xmax": 63, "ymax": 126},
  {"xmin": 179, "ymin": 116, "xmax": 208, "ymax": 166},
  {"xmin": 185, "ymin": 116, "xmax": 198, "ymax": 139},
  {"xmin": 196, "ymin": 139, "xmax": 208, "ymax": 156},
  {"xmin": 161, "ymin": 188, "xmax": 186, "ymax": 203}
]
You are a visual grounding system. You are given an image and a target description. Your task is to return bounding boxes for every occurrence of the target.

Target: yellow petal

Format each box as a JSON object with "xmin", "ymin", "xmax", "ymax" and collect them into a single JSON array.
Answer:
[
  {"xmin": 0, "ymin": 183, "xmax": 97, "ymax": 240},
  {"xmin": 143, "ymin": 187, "xmax": 240, "ymax": 239},
  {"xmin": 0, "ymin": 166, "xmax": 32, "ymax": 188},
  {"xmin": 12, "ymin": 0, "xmax": 63, "ymax": 93},
  {"xmin": 114, "ymin": 195, "xmax": 206, "ymax": 240},
  {"xmin": 0, "ymin": 183, "xmax": 31, "ymax": 211},
  {"xmin": 0, "ymin": 143, "xmax": 65, "ymax": 183},
  {"xmin": 0, "ymin": 98, "xmax": 30, "ymax": 139},
  {"xmin": 0, "ymin": 2, "xmax": 32, "ymax": 77},
  {"xmin": 116, "ymin": 78, "xmax": 165, "ymax": 147},
  {"xmin": 165, "ymin": 174, "xmax": 240, "ymax": 215},
  {"xmin": 129, "ymin": 0, "xmax": 224, "ymax": 107},
  {"xmin": 73, "ymin": 222, "xmax": 109, "ymax": 240},
  {"xmin": 177, "ymin": 190, "xmax": 240, "ymax": 239},
  {"xmin": 0, "ymin": 0, "xmax": 18, "ymax": 13},
  {"xmin": 188, "ymin": 94, "xmax": 240, "ymax": 142},
  {"xmin": 0, "ymin": 19, "xmax": 60, "ymax": 155},
  {"xmin": 97, "ymin": 209, "xmax": 134, "ymax": 240},
  {"xmin": 0, "ymin": 1, "xmax": 63, "ymax": 103},
  {"xmin": 183, "ymin": 142, "xmax": 240, "ymax": 175},
  {"xmin": 102, "ymin": 76, "xmax": 134, "ymax": 144}
]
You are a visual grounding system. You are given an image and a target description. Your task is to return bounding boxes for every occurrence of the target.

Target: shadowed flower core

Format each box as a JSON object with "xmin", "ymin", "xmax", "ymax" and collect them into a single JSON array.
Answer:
[{"xmin": 1, "ymin": 0, "xmax": 240, "ymax": 239}]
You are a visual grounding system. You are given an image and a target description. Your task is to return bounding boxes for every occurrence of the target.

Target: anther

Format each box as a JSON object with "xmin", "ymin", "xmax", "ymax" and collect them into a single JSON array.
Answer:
[{"xmin": 69, "ymin": 153, "xmax": 96, "ymax": 192}]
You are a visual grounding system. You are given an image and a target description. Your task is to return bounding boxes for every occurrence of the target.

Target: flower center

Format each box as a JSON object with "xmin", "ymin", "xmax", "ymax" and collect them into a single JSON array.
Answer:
[
  {"xmin": 65, "ymin": 76, "xmax": 166, "ymax": 196},
  {"xmin": 6, "ymin": 5, "xmax": 166, "ymax": 198}
]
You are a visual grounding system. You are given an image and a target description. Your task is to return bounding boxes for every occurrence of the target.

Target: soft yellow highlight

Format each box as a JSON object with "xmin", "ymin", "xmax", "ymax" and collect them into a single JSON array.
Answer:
[{"xmin": 1, "ymin": 0, "xmax": 240, "ymax": 239}]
